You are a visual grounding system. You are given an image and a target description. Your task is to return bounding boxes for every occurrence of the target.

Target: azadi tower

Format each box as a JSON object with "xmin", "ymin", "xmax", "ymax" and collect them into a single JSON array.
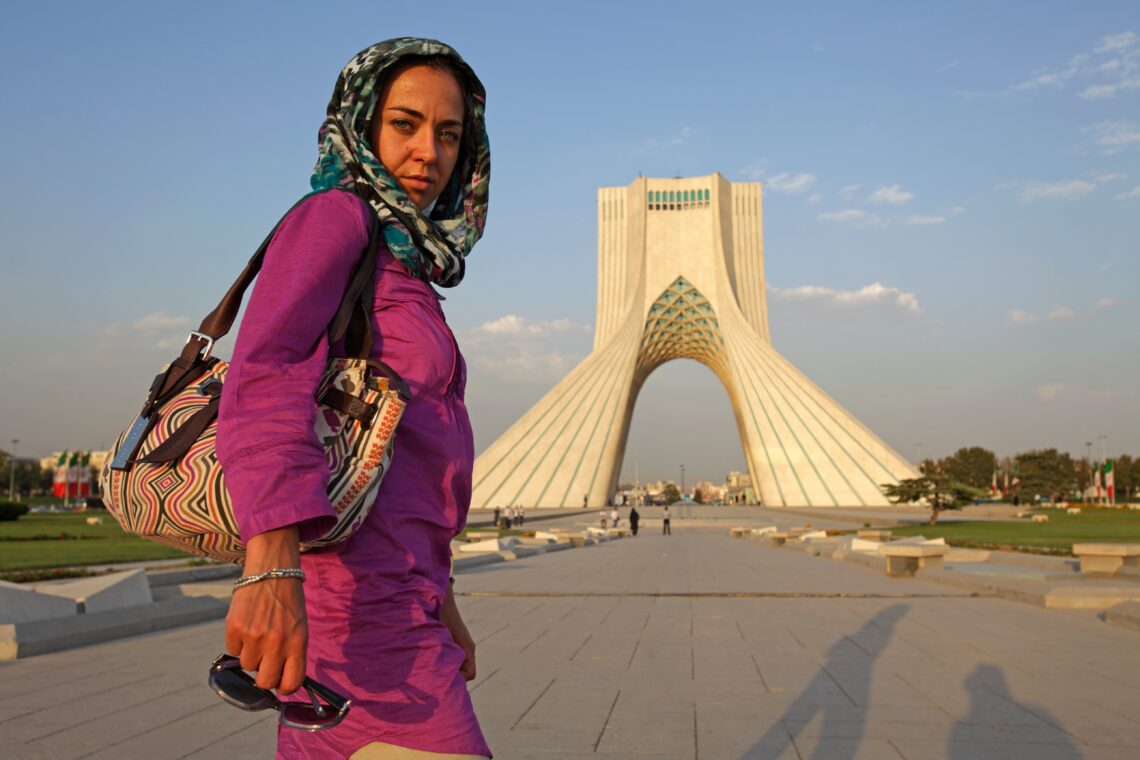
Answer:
[{"xmin": 472, "ymin": 173, "xmax": 917, "ymax": 508}]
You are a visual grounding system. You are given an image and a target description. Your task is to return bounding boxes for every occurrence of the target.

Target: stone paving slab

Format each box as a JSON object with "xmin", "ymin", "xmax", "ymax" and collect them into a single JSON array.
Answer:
[{"xmin": 2, "ymin": 513, "xmax": 1140, "ymax": 758}]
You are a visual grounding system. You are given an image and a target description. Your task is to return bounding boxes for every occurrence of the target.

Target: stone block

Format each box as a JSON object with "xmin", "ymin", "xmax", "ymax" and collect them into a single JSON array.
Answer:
[
  {"xmin": 458, "ymin": 537, "xmax": 518, "ymax": 554},
  {"xmin": 730, "ymin": 527, "xmax": 749, "ymax": 537},
  {"xmin": 1073, "ymin": 543, "xmax": 1140, "ymax": 575},
  {"xmin": 34, "ymin": 569, "xmax": 152, "ymax": 614},
  {"xmin": 1067, "ymin": 507, "xmax": 1082, "ymax": 515},
  {"xmin": 879, "ymin": 544, "xmax": 949, "ymax": 576},
  {"xmin": 0, "ymin": 581, "xmax": 78, "ymax": 625},
  {"xmin": 1044, "ymin": 587, "xmax": 1140, "ymax": 610},
  {"xmin": 856, "ymin": 529, "xmax": 892, "ymax": 541},
  {"xmin": 1032, "ymin": 514, "xmax": 1049, "ymax": 522}
]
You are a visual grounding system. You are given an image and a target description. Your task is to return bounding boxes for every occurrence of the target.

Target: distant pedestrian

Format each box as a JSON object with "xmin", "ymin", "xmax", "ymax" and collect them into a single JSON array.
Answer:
[
  {"xmin": 504, "ymin": 506, "xmax": 514, "ymax": 529},
  {"xmin": 600, "ymin": 509, "xmax": 608, "ymax": 530},
  {"xmin": 583, "ymin": 494, "xmax": 588, "ymax": 509},
  {"xmin": 662, "ymin": 505, "xmax": 671, "ymax": 535},
  {"xmin": 629, "ymin": 507, "xmax": 640, "ymax": 536},
  {"xmin": 493, "ymin": 506, "xmax": 501, "ymax": 528},
  {"xmin": 517, "ymin": 505, "xmax": 524, "ymax": 526},
  {"xmin": 610, "ymin": 507, "xmax": 619, "ymax": 528}
]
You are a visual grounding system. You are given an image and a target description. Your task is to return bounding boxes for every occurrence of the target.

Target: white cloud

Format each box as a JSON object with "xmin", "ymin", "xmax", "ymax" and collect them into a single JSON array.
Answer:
[
  {"xmin": 1096, "ymin": 31, "xmax": 1137, "ymax": 54},
  {"xmin": 1095, "ymin": 173, "xmax": 1126, "ymax": 182},
  {"xmin": 903, "ymin": 215, "xmax": 946, "ymax": 226},
  {"xmin": 765, "ymin": 172, "xmax": 817, "ymax": 194},
  {"xmin": 817, "ymin": 209, "xmax": 867, "ymax": 223},
  {"xmin": 1020, "ymin": 180, "xmax": 1096, "ymax": 201},
  {"xmin": 1047, "ymin": 305, "xmax": 1075, "ymax": 321},
  {"xmin": 1009, "ymin": 309, "xmax": 1037, "ymax": 324},
  {"xmin": 1092, "ymin": 298, "xmax": 1117, "ymax": 312},
  {"xmin": 1086, "ymin": 121, "xmax": 1140, "ymax": 153},
  {"xmin": 807, "ymin": 193, "xmax": 823, "ymax": 204},
  {"xmin": 99, "ymin": 323, "xmax": 122, "ymax": 338},
  {"xmin": 1114, "ymin": 184, "xmax": 1140, "ymax": 200},
  {"xmin": 867, "ymin": 184, "xmax": 914, "ymax": 205},
  {"xmin": 739, "ymin": 161, "xmax": 766, "ymax": 180},
  {"xmin": 1034, "ymin": 383, "xmax": 1132, "ymax": 402},
  {"xmin": 993, "ymin": 31, "xmax": 1140, "ymax": 101},
  {"xmin": 839, "ymin": 184, "xmax": 862, "ymax": 198},
  {"xmin": 462, "ymin": 315, "xmax": 592, "ymax": 383},
  {"xmin": 474, "ymin": 315, "xmax": 590, "ymax": 336},
  {"xmin": 946, "ymin": 206, "xmax": 968, "ymax": 216},
  {"xmin": 131, "ymin": 311, "xmax": 190, "ymax": 332},
  {"xmin": 640, "ymin": 126, "xmax": 695, "ymax": 152},
  {"xmin": 769, "ymin": 282, "xmax": 921, "ymax": 315}
]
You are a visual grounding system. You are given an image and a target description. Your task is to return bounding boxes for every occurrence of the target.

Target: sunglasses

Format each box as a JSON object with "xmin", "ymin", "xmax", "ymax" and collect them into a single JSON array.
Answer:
[{"xmin": 208, "ymin": 654, "xmax": 353, "ymax": 732}]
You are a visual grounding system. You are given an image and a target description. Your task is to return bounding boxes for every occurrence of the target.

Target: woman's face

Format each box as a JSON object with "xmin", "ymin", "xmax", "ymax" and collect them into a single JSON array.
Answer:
[{"xmin": 371, "ymin": 64, "xmax": 465, "ymax": 211}]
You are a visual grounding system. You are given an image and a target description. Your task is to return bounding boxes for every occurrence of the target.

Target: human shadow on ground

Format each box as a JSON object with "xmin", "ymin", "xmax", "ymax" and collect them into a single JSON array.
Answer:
[
  {"xmin": 948, "ymin": 664, "xmax": 1082, "ymax": 759},
  {"xmin": 743, "ymin": 603, "xmax": 909, "ymax": 759}
]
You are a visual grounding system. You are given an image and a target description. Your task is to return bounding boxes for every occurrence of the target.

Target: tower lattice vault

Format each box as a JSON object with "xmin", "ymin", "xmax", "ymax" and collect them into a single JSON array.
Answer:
[{"xmin": 471, "ymin": 174, "xmax": 917, "ymax": 508}]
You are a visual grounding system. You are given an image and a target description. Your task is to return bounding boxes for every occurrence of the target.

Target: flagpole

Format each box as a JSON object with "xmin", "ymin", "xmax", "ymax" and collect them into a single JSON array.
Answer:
[{"xmin": 1100, "ymin": 435, "xmax": 1108, "ymax": 506}]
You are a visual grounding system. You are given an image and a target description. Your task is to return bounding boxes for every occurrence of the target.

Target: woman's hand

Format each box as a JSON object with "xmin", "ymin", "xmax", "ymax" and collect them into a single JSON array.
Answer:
[
  {"xmin": 225, "ymin": 526, "xmax": 308, "ymax": 694},
  {"xmin": 441, "ymin": 583, "xmax": 476, "ymax": 681}
]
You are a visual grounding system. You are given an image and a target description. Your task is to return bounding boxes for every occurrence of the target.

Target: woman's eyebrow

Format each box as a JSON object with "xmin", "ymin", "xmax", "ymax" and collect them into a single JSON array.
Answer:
[{"xmin": 385, "ymin": 105, "xmax": 463, "ymax": 129}]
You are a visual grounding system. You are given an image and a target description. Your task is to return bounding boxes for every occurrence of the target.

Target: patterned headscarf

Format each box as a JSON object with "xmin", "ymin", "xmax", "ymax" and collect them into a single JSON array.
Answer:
[{"xmin": 311, "ymin": 38, "xmax": 490, "ymax": 287}]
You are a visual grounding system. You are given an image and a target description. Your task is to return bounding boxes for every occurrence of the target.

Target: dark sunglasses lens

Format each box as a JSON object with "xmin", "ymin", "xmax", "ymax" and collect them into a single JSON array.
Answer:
[
  {"xmin": 280, "ymin": 702, "xmax": 345, "ymax": 730},
  {"xmin": 210, "ymin": 668, "xmax": 277, "ymax": 710}
]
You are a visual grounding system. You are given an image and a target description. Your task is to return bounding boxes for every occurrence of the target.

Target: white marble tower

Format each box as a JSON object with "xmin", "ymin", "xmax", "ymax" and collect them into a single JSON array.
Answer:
[{"xmin": 471, "ymin": 173, "xmax": 917, "ymax": 508}]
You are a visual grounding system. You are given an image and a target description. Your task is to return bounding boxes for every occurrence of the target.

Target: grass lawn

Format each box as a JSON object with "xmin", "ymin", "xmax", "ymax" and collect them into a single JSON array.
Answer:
[
  {"xmin": 0, "ymin": 513, "xmax": 189, "ymax": 572},
  {"xmin": 888, "ymin": 507, "xmax": 1140, "ymax": 554}
]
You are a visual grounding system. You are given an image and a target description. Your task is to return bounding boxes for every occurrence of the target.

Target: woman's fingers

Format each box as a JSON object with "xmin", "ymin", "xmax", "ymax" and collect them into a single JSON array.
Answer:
[{"xmin": 225, "ymin": 579, "xmax": 307, "ymax": 692}]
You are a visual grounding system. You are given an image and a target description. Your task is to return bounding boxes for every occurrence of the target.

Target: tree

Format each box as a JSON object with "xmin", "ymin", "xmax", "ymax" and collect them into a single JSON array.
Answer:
[
  {"xmin": 882, "ymin": 475, "xmax": 981, "ymax": 525},
  {"xmin": 693, "ymin": 487, "xmax": 703, "ymax": 504},
  {"xmin": 662, "ymin": 484, "xmax": 681, "ymax": 504},
  {"xmin": 942, "ymin": 446, "xmax": 997, "ymax": 491},
  {"xmin": 1014, "ymin": 449, "xmax": 1076, "ymax": 503}
]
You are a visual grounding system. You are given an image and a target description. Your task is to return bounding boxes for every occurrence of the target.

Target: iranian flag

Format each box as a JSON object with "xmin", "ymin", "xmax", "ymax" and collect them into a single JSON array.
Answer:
[
  {"xmin": 1105, "ymin": 460, "xmax": 1115, "ymax": 503},
  {"xmin": 991, "ymin": 470, "xmax": 998, "ymax": 495},
  {"xmin": 52, "ymin": 451, "xmax": 69, "ymax": 498},
  {"xmin": 1095, "ymin": 464, "xmax": 1103, "ymax": 501}
]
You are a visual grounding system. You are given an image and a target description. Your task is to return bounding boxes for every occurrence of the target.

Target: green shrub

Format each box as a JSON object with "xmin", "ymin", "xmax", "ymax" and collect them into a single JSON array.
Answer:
[{"xmin": 0, "ymin": 501, "xmax": 30, "ymax": 521}]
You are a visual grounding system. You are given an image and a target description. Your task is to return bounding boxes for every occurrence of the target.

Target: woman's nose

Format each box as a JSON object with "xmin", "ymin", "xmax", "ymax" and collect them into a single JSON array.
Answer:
[{"xmin": 410, "ymin": 127, "xmax": 438, "ymax": 163}]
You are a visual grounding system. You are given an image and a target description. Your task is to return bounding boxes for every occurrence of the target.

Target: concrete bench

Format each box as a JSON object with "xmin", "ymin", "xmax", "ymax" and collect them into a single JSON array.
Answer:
[
  {"xmin": 1031, "ymin": 514, "xmax": 1049, "ymax": 523},
  {"xmin": 1073, "ymin": 544, "xmax": 1140, "ymax": 575},
  {"xmin": 879, "ymin": 544, "xmax": 949, "ymax": 576},
  {"xmin": 604, "ymin": 527, "xmax": 630, "ymax": 538},
  {"xmin": 463, "ymin": 530, "xmax": 500, "ymax": 542},
  {"xmin": 1067, "ymin": 508, "xmax": 1082, "ymax": 515},
  {"xmin": 856, "ymin": 529, "xmax": 892, "ymax": 542},
  {"xmin": 768, "ymin": 531, "xmax": 793, "ymax": 546},
  {"xmin": 730, "ymin": 527, "xmax": 750, "ymax": 538}
]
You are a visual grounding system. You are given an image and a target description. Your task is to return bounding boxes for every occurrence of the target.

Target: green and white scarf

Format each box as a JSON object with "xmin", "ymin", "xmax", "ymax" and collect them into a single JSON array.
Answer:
[{"xmin": 311, "ymin": 37, "xmax": 490, "ymax": 287}]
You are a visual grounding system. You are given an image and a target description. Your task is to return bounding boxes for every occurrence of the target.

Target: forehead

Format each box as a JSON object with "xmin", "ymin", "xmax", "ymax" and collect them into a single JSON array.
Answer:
[{"xmin": 380, "ymin": 64, "xmax": 464, "ymax": 115}]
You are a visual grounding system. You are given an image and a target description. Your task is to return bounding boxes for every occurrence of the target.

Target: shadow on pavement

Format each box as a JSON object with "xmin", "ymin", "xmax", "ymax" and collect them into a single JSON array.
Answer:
[
  {"xmin": 744, "ymin": 603, "xmax": 910, "ymax": 759},
  {"xmin": 948, "ymin": 664, "xmax": 1083, "ymax": 759}
]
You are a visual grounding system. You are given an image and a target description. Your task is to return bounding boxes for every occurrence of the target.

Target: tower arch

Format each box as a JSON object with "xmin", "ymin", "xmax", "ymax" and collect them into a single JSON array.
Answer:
[{"xmin": 471, "ymin": 174, "xmax": 917, "ymax": 508}]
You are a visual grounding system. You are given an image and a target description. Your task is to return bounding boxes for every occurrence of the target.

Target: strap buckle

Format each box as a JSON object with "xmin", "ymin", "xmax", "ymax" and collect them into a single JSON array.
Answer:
[{"xmin": 187, "ymin": 331, "xmax": 216, "ymax": 360}]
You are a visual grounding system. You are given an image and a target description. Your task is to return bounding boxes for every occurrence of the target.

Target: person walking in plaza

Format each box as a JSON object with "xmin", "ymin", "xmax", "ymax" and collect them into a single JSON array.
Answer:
[
  {"xmin": 219, "ymin": 38, "xmax": 492, "ymax": 759},
  {"xmin": 504, "ymin": 505, "xmax": 514, "ymax": 529},
  {"xmin": 662, "ymin": 505, "xmax": 672, "ymax": 535},
  {"xmin": 610, "ymin": 507, "xmax": 619, "ymax": 528},
  {"xmin": 629, "ymin": 506, "xmax": 640, "ymax": 536},
  {"xmin": 517, "ymin": 505, "xmax": 524, "ymax": 526},
  {"xmin": 600, "ymin": 509, "xmax": 608, "ymax": 530},
  {"xmin": 492, "ymin": 506, "xmax": 500, "ymax": 529}
]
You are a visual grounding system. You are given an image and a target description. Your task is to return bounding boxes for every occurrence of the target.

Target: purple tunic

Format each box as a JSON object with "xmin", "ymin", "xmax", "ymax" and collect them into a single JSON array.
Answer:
[{"xmin": 217, "ymin": 190, "xmax": 490, "ymax": 758}]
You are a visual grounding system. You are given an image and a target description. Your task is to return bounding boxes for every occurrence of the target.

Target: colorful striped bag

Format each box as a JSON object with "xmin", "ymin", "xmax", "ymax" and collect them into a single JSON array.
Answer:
[{"xmin": 99, "ymin": 193, "xmax": 407, "ymax": 563}]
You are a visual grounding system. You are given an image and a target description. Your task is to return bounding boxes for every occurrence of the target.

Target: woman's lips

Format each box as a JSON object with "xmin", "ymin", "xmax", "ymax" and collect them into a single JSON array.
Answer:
[{"xmin": 403, "ymin": 176, "xmax": 433, "ymax": 192}]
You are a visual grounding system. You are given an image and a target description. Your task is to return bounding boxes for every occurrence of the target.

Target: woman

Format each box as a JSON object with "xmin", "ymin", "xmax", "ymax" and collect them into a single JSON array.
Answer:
[{"xmin": 217, "ymin": 38, "xmax": 491, "ymax": 759}]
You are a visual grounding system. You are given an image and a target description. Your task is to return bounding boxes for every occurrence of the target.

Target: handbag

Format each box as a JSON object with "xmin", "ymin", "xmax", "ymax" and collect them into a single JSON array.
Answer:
[{"xmin": 98, "ymin": 191, "xmax": 409, "ymax": 564}]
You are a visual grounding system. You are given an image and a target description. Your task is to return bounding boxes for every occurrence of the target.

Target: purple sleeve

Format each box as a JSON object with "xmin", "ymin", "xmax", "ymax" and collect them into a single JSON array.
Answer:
[{"xmin": 217, "ymin": 190, "xmax": 372, "ymax": 543}]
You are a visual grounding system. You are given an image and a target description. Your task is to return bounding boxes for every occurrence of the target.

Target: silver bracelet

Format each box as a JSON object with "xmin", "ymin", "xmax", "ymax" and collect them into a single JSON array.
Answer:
[{"xmin": 232, "ymin": 568, "xmax": 305, "ymax": 593}]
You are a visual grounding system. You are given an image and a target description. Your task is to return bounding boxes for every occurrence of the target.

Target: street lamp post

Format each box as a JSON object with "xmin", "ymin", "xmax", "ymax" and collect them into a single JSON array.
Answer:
[
  {"xmin": 680, "ymin": 465, "xmax": 686, "ymax": 499},
  {"xmin": 8, "ymin": 439, "xmax": 17, "ymax": 502},
  {"xmin": 1085, "ymin": 441, "xmax": 1093, "ymax": 497}
]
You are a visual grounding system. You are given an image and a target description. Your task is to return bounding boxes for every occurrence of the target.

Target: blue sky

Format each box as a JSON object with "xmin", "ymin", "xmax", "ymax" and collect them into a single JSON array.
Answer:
[{"xmin": 1, "ymin": 1, "xmax": 1137, "ymax": 484}]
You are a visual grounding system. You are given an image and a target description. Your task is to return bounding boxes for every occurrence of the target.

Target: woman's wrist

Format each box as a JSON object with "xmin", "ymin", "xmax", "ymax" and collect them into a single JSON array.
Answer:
[{"xmin": 244, "ymin": 526, "xmax": 301, "ymax": 572}]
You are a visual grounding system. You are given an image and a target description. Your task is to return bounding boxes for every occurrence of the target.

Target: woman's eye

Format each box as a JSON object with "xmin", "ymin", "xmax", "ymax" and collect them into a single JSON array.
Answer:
[
  {"xmin": 439, "ymin": 129, "xmax": 461, "ymax": 143},
  {"xmin": 391, "ymin": 119, "xmax": 413, "ymax": 130}
]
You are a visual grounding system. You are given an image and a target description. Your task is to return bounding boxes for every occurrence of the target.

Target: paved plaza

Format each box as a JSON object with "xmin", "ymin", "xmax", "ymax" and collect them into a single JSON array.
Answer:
[{"xmin": 3, "ymin": 510, "xmax": 1140, "ymax": 758}]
